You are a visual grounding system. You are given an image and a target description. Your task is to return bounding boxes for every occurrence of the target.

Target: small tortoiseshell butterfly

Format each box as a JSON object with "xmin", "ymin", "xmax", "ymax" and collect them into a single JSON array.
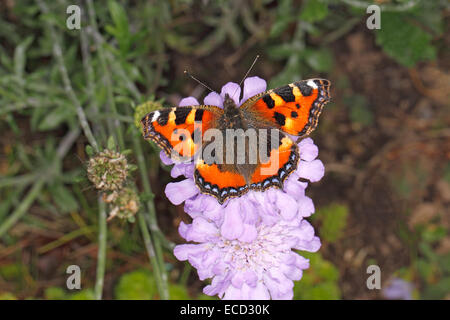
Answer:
[{"xmin": 141, "ymin": 79, "xmax": 331, "ymax": 204}]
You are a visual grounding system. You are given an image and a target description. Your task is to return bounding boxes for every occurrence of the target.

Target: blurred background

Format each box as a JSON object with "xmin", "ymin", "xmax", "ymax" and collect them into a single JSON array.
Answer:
[{"xmin": 0, "ymin": 0, "xmax": 449, "ymax": 300}]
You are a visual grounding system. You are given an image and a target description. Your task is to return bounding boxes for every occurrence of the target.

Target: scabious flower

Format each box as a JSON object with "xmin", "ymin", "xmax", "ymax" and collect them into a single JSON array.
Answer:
[
  {"xmin": 162, "ymin": 77, "xmax": 325, "ymax": 299},
  {"xmin": 382, "ymin": 278, "xmax": 414, "ymax": 300}
]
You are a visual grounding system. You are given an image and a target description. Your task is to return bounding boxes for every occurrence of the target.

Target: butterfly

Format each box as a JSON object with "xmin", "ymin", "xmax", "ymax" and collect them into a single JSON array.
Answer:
[{"xmin": 141, "ymin": 79, "xmax": 331, "ymax": 204}]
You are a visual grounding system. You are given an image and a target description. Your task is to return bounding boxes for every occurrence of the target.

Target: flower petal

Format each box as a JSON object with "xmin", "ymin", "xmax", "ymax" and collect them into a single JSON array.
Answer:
[
  {"xmin": 297, "ymin": 196, "xmax": 315, "ymax": 218},
  {"xmin": 297, "ymin": 159, "xmax": 325, "ymax": 182},
  {"xmin": 244, "ymin": 270, "xmax": 258, "ymax": 288},
  {"xmin": 173, "ymin": 244, "xmax": 204, "ymax": 261},
  {"xmin": 274, "ymin": 191, "xmax": 298, "ymax": 220},
  {"xmin": 231, "ymin": 272, "xmax": 245, "ymax": 288},
  {"xmin": 178, "ymin": 221, "xmax": 189, "ymax": 239},
  {"xmin": 241, "ymin": 76, "xmax": 267, "ymax": 105},
  {"xmin": 298, "ymin": 138, "xmax": 319, "ymax": 161},
  {"xmin": 185, "ymin": 217, "xmax": 219, "ymax": 242},
  {"xmin": 238, "ymin": 224, "xmax": 258, "ymax": 243},
  {"xmin": 220, "ymin": 200, "xmax": 244, "ymax": 240},
  {"xmin": 170, "ymin": 163, "xmax": 194, "ymax": 178},
  {"xmin": 159, "ymin": 151, "xmax": 174, "ymax": 166},
  {"xmin": 223, "ymin": 285, "xmax": 242, "ymax": 300},
  {"xmin": 220, "ymin": 82, "xmax": 241, "ymax": 106},
  {"xmin": 249, "ymin": 281, "xmax": 271, "ymax": 299},
  {"xmin": 165, "ymin": 179, "xmax": 199, "ymax": 205},
  {"xmin": 179, "ymin": 96, "xmax": 199, "ymax": 107},
  {"xmin": 204, "ymin": 91, "xmax": 223, "ymax": 108}
]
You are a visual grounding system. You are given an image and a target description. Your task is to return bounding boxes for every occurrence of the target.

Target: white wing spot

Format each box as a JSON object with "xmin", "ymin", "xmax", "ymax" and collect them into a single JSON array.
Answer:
[
  {"xmin": 307, "ymin": 80, "xmax": 318, "ymax": 89},
  {"xmin": 151, "ymin": 111, "xmax": 160, "ymax": 122}
]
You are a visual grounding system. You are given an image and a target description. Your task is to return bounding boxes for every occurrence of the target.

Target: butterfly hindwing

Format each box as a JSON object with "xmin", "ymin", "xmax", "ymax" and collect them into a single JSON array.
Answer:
[
  {"xmin": 241, "ymin": 79, "xmax": 331, "ymax": 138},
  {"xmin": 249, "ymin": 133, "xmax": 299, "ymax": 190},
  {"xmin": 141, "ymin": 105, "xmax": 222, "ymax": 160},
  {"xmin": 194, "ymin": 161, "xmax": 249, "ymax": 202},
  {"xmin": 194, "ymin": 131, "xmax": 299, "ymax": 204}
]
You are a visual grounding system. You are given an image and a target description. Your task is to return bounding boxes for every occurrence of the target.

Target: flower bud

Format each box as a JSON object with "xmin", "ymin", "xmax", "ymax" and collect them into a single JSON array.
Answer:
[{"xmin": 134, "ymin": 99, "xmax": 164, "ymax": 131}]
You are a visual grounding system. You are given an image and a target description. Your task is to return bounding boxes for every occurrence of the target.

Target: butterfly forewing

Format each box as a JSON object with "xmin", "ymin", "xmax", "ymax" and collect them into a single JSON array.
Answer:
[
  {"xmin": 141, "ymin": 105, "xmax": 222, "ymax": 160},
  {"xmin": 241, "ymin": 79, "xmax": 331, "ymax": 138}
]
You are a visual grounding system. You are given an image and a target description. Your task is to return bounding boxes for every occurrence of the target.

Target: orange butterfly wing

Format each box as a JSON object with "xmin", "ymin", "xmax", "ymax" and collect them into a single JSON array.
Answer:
[
  {"xmin": 241, "ymin": 79, "xmax": 331, "ymax": 137},
  {"xmin": 193, "ymin": 132, "xmax": 299, "ymax": 204},
  {"xmin": 141, "ymin": 105, "xmax": 222, "ymax": 160},
  {"xmin": 141, "ymin": 78, "xmax": 330, "ymax": 204}
]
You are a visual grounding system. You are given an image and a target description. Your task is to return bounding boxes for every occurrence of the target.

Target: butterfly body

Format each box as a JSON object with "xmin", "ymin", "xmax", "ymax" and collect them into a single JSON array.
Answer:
[{"xmin": 142, "ymin": 79, "xmax": 331, "ymax": 204}]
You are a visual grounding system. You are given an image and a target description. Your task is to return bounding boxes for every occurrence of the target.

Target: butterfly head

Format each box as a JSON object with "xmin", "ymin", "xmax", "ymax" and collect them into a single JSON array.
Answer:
[{"xmin": 223, "ymin": 93, "xmax": 237, "ymax": 110}]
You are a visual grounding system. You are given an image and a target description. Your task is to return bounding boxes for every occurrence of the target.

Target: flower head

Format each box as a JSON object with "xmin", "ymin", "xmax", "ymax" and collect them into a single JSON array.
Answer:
[
  {"xmin": 87, "ymin": 149, "xmax": 128, "ymax": 191},
  {"xmin": 160, "ymin": 76, "xmax": 325, "ymax": 299},
  {"xmin": 382, "ymin": 278, "xmax": 414, "ymax": 300},
  {"xmin": 175, "ymin": 215, "xmax": 320, "ymax": 299},
  {"xmin": 103, "ymin": 186, "xmax": 140, "ymax": 222}
]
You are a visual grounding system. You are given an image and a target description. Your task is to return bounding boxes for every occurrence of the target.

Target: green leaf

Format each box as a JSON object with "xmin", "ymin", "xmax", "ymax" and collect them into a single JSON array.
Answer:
[
  {"xmin": 269, "ymin": 0, "xmax": 294, "ymax": 38},
  {"xmin": 115, "ymin": 269, "xmax": 157, "ymax": 300},
  {"xmin": 304, "ymin": 48, "xmax": 333, "ymax": 72},
  {"xmin": 316, "ymin": 204, "xmax": 349, "ymax": 243},
  {"xmin": 168, "ymin": 284, "xmax": 190, "ymax": 300},
  {"xmin": 85, "ymin": 145, "xmax": 95, "ymax": 157},
  {"xmin": 107, "ymin": 135, "xmax": 116, "ymax": 150},
  {"xmin": 38, "ymin": 105, "xmax": 74, "ymax": 131},
  {"xmin": 44, "ymin": 287, "xmax": 67, "ymax": 300},
  {"xmin": 300, "ymin": 0, "xmax": 329, "ymax": 23},
  {"xmin": 0, "ymin": 263, "xmax": 21, "ymax": 280},
  {"xmin": 293, "ymin": 252, "xmax": 341, "ymax": 300},
  {"xmin": 267, "ymin": 43, "xmax": 298, "ymax": 60},
  {"xmin": 14, "ymin": 36, "xmax": 34, "ymax": 80},
  {"xmin": 422, "ymin": 277, "xmax": 450, "ymax": 300},
  {"xmin": 107, "ymin": 0, "xmax": 131, "ymax": 55},
  {"xmin": 108, "ymin": 0, "xmax": 129, "ymax": 36},
  {"xmin": 50, "ymin": 184, "xmax": 78, "ymax": 213},
  {"xmin": 0, "ymin": 292, "xmax": 17, "ymax": 300},
  {"xmin": 415, "ymin": 258, "xmax": 435, "ymax": 282},
  {"xmin": 375, "ymin": 12, "xmax": 436, "ymax": 67},
  {"xmin": 344, "ymin": 94, "xmax": 373, "ymax": 127},
  {"xmin": 443, "ymin": 163, "xmax": 450, "ymax": 183},
  {"xmin": 69, "ymin": 289, "xmax": 95, "ymax": 300}
]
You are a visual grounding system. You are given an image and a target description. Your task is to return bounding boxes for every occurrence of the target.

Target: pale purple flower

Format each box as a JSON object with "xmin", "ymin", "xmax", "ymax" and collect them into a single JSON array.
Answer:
[
  {"xmin": 175, "ymin": 217, "xmax": 320, "ymax": 299},
  {"xmin": 383, "ymin": 278, "xmax": 414, "ymax": 300},
  {"xmin": 161, "ymin": 77, "xmax": 325, "ymax": 299}
]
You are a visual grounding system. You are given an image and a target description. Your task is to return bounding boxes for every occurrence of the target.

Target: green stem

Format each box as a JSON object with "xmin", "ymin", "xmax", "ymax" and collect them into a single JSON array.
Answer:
[
  {"xmin": 95, "ymin": 197, "xmax": 107, "ymax": 300},
  {"xmin": 137, "ymin": 211, "xmax": 167, "ymax": 299},
  {"xmin": 132, "ymin": 131, "xmax": 169, "ymax": 299},
  {"xmin": 179, "ymin": 263, "xmax": 192, "ymax": 286},
  {"xmin": 80, "ymin": 27, "xmax": 107, "ymax": 144},
  {"xmin": 86, "ymin": 0, "xmax": 125, "ymax": 151}
]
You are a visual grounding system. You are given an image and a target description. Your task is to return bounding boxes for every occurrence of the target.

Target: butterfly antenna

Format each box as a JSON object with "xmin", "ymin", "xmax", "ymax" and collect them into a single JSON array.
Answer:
[
  {"xmin": 232, "ymin": 54, "xmax": 260, "ymax": 98},
  {"xmin": 184, "ymin": 70, "xmax": 215, "ymax": 93}
]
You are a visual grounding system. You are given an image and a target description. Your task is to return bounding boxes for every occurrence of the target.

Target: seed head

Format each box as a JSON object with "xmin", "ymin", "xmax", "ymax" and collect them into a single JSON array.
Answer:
[
  {"xmin": 106, "ymin": 187, "xmax": 140, "ymax": 221},
  {"xmin": 87, "ymin": 149, "xmax": 128, "ymax": 191}
]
